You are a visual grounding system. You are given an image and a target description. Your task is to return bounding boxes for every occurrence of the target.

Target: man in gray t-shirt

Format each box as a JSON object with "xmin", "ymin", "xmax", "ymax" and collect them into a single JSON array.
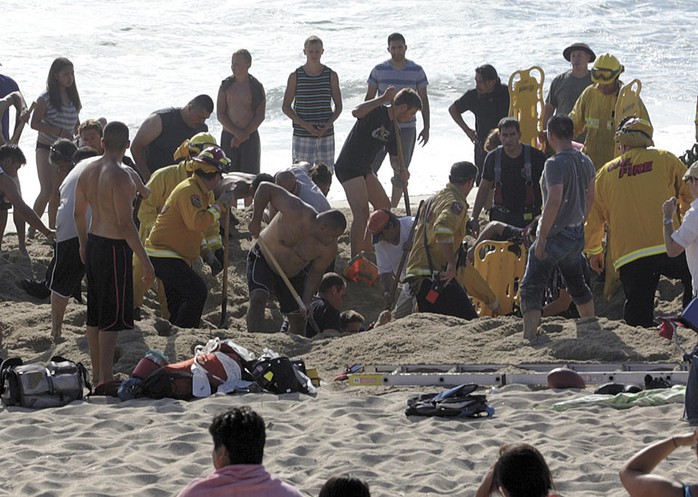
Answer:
[
  {"xmin": 520, "ymin": 115, "xmax": 596, "ymax": 339},
  {"xmin": 543, "ymin": 42, "xmax": 595, "ymax": 141}
]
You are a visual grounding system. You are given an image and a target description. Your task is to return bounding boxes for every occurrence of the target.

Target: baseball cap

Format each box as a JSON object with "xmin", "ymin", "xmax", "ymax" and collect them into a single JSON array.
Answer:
[
  {"xmin": 683, "ymin": 161, "xmax": 698, "ymax": 182},
  {"xmin": 563, "ymin": 42, "xmax": 596, "ymax": 62},
  {"xmin": 367, "ymin": 209, "xmax": 390, "ymax": 244}
]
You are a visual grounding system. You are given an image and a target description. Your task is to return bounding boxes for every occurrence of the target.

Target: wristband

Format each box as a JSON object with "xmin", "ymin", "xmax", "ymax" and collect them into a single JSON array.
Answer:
[{"xmin": 664, "ymin": 218, "xmax": 674, "ymax": 226}]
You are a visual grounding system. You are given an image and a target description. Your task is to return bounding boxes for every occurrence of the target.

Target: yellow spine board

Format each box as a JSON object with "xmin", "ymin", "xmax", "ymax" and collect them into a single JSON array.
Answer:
[
  {"xmin": 613, "ymin": 79, "xmax": 644, "ymax": 131},
  {"xmin": 508, "ymin": 66, "xmax": 545, "ymax": 150},
  {"xmin": 471, "ymin": 240, "xmax": 527, "ymax": 316}
]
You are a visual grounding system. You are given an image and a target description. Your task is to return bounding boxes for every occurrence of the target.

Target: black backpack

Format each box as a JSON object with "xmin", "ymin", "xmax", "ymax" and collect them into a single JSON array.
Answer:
[
  {"xmin": 405, "ymin": 384, "xmax": 493, "ymax": 418},
  {"xmin": 250, "ymin": 357, "xmax": 314, "ymax": 395}
]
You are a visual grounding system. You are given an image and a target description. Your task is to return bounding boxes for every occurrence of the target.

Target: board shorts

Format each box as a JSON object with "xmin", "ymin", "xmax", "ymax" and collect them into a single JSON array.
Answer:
[
  {"xmin": 48, "ymin": 236, "xmax": 84, "ymax": 298},
  {"xmin": 246, "ymin": 243, "xmax": 307, "ymax": 314},
  {"xmin": 335, "ymin": 160, "xmax": 372, "ymax": 184},
  {"xmin": 85, "ymin": 234, "xmax": 134, "ymax": 331},
  {"xmin": 292, "ymin": 135, "xmax": 335, "ymax": 170},
  {"xmin": 221, "ymin": 129, "xmax": 261, "ymax": 174}
]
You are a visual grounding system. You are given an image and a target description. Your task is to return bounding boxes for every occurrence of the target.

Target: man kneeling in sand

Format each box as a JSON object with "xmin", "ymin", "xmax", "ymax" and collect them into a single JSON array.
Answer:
[
  {"xmin": 74, "ymin": 122, "xmax": 155, "ymax": 384},
  {"xmin": 176, "ymin": 406, "xmax": 303, "ymax": 497},
  {"xmin": 247, "ymin": 182, "xmax": 346, "ymax": 334}
]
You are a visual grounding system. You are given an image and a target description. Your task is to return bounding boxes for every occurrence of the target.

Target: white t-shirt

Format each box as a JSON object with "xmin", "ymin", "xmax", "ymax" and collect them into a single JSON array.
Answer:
[
  {"xmin": 56, "ymin": 160, "xmax": 92, "ymax": 243},
  {"xmin": 374, "ymin": 216, "xmax": 415, "ymax": 277},
  {"xmin": 291, "ymin": 166, "xmax": 330, "ymax": 213},
  {"xmin": 672, "ymin": 199, "xmax": 698, "ymax": 297}
]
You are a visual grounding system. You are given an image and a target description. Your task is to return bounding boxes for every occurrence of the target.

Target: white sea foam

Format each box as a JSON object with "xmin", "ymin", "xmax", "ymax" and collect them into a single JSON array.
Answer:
[{"xmin": 3, "ymin": 0, "xmax": 697, "ymax": 208}]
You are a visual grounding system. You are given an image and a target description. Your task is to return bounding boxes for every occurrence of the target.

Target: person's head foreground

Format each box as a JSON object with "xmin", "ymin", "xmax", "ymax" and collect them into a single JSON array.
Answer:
[
  {"xmin": 319, "ymin": 474, "xmax": 371, "ymax": 497},
  {"xmin": 493, "ymin": 444, "xmax": 554, "ymax": 497},
  {"xmin": 209, "ymin": 406, "xmax": 266, "ymax": 469}
]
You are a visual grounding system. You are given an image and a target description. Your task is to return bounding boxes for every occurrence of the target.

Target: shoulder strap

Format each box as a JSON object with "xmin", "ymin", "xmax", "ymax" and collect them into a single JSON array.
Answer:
[
  {"xmin": 494, "ymin": 147, "xmax": 503, "ymax": 185},
  {"xmin": 422, "ymin": 196, "xmax": 436, "ymax": 273},
  {"xmin": 523, "ymin": 145, "xmax": 532, "ymax": 183}
]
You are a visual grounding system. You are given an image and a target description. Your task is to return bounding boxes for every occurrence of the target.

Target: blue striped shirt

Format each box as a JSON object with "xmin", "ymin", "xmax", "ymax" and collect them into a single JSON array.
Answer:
[{"xmin": 367, "ymin": 59, "xmax": 428, "ymax": 127}]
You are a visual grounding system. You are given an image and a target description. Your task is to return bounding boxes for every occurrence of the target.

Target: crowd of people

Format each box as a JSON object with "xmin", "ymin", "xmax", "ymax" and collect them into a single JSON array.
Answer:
[
  {"xmin": 1, "ymin": 34, "xmax": 697, "ymax": 496},
  {"xmin": 1, "ymin": 34, "xmax": 697, "ymax": 386}
]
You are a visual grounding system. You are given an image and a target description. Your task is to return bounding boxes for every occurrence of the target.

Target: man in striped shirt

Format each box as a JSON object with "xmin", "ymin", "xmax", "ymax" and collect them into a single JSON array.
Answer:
[
  {"xmin": 282, "ymin": 35, "xmax": 342, "ymax": 172},
  {"xmin": 365, "ymin": 32, "xmax": 430, "ymax": 207}
]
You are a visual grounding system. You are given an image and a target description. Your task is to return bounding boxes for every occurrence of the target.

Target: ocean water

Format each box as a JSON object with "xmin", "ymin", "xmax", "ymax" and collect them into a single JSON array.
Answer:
[{"xmin": 3, "ymin": 0, "xmax": 698, "ymax": 208}]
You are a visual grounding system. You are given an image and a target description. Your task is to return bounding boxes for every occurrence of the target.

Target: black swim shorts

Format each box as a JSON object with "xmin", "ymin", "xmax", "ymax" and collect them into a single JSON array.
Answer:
[{"xmin": 246, "ymin": 243, "xmax": 307, "ymax": 314}]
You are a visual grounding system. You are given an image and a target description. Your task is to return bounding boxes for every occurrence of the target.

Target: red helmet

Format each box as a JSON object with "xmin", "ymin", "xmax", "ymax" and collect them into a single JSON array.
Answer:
[{"xmin": 192, "ymin": 146, "xmax": 231, "ymax": 173}]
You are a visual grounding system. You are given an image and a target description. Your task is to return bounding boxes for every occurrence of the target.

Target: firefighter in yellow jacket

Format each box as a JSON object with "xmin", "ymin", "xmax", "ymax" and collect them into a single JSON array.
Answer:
[
  {"xmin": 584, "ymin": 118, "xmax": 693, "ymax": 327},
  {"xmin": 146, "ymin": 146, "xmax": 234, "ymax": 328},
  {"xmin": 569, "ymin": 53, "xmax": 650, "ymax": 170},
  {"xmin": 133, "ymin": 133, "xmax": 218, "ymax": 318},
  {"xmin": 406, "ymin": 161, "xmax": 479, "ymax": 319}
]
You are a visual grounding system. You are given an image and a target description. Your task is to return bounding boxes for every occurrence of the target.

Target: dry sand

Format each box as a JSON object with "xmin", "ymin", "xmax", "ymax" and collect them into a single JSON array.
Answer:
[{"xmin": 0, "ymin": 206, "xmax": 695, "ymax": 496}]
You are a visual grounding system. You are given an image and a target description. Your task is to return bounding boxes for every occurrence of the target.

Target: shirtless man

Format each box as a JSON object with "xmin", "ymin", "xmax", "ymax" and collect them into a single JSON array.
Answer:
[
  {"xmin": 247, "ymin": 182, "xmax": 346, "ymax": 334},
  {"xmin": 0, "ymin": 144, "xmax": 54, "ymax": 246},
  {"xmin": 74, "ymin": 121, "xmax": 155, "ymax": 384},
  {"xmin": 217, "ymin": 49, "xmax": 266, "ymax": 178}
]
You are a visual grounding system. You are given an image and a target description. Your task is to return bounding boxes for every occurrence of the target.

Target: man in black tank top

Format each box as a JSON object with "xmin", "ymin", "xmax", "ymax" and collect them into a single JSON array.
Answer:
[{"xmin": 131, "ymin": 94, "xmax": 213, "ymax": 181}]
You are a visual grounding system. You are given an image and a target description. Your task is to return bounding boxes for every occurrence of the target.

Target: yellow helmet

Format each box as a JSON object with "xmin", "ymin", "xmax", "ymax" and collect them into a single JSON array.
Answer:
[
  {"xmin": 615, "ymin": 116, "xmax": 654, "ymax": 148},
  {"xmin": 172, "ymin": 132, "xmax": 218, "ymax": 163},
  {"xmin": 591, "ymin": 53, "xmax": 624, "ymax": 84}
]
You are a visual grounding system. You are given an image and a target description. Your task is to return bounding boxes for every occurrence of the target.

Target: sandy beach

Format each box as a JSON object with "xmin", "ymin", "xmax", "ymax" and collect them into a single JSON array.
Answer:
[{"xmin": 0, "ymin": 204, "xmax": 695, "ymax": 496}]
